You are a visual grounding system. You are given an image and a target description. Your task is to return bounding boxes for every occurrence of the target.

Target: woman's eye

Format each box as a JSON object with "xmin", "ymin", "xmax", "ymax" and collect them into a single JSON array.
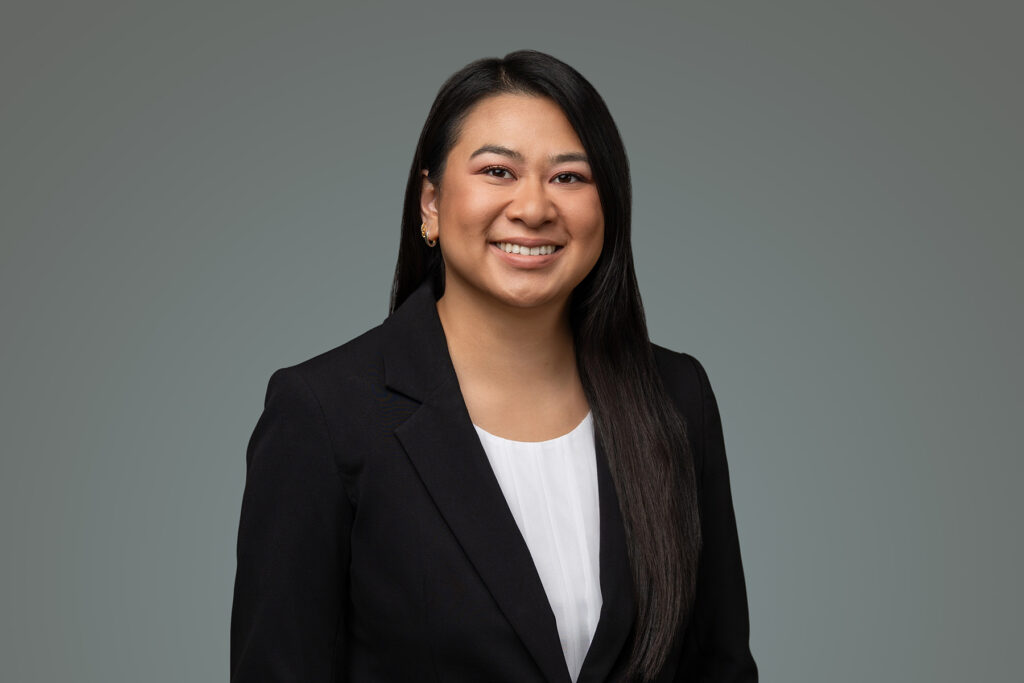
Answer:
[
  {"xmin": 482, "ymin": 167, "xmax": 585, "ymax": 183},
  {"xmin": 483, "ymin": 166, "xmax": 513, "ymax": 179}
]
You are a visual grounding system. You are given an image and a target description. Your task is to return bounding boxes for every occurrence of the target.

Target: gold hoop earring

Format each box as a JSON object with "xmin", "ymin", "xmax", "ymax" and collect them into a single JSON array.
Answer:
[{"xmin": 421, "ymin": 222, "xmax": 437, "ymax": 247}]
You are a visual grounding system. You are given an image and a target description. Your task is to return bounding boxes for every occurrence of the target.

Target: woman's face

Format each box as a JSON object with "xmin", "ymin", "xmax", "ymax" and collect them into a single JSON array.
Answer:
[{"xmin": 421, "ymin": 93, "xmax": 604, "ymax": 311}]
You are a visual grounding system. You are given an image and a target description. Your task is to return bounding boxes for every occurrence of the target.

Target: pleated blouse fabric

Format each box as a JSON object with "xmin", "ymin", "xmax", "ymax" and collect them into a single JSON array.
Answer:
[{"xmin": 471, "ymin": 410, "xmax": 602, "ymax": 683}]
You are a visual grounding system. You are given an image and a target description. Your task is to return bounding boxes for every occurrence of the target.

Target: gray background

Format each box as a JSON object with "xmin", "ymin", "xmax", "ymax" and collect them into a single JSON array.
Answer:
[{"xmin": 2, "ymin": 1, "xmax": 1020, "ymax": 681}]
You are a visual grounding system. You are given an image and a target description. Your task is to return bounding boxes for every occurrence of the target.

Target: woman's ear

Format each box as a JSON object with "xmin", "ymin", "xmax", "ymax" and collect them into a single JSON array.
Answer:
[{"xmin": 420, "ymin": 169, "xmax": 439, "ymax": 229}]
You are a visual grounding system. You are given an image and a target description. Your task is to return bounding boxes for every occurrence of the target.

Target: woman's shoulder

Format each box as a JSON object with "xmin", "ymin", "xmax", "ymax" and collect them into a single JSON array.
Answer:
[
  {"xmin": 650, "ymin": 342, "xmax": 709, "ymax": 395},
  {"xmin": 289, "ymin": 322, "xmax": 388, "ymax": 379},
  {"xmin": 253, "ymin": 320, "xmax": 412, "ymax": 459},
  {"xmin": 649, "ymin": 342, "xmax": 720, "ymax": 427},
  {"xmin": 269, "ymin": 281, "xmax": 439, "ymax": 399},
  {"xmin": 259, "ymin": 321, "xmax": 392, "ymax": 416}
]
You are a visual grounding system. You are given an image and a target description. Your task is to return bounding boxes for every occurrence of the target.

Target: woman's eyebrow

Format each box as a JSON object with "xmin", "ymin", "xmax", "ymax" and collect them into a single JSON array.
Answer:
[{"xmin": 469, "ymin": 144, "xmax": 589, "ymax": 165}]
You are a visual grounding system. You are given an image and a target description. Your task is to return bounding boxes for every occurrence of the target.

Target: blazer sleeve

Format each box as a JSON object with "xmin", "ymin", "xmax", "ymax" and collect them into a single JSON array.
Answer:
[
  {"xmin": 230, "ymin": 367, "xmax": 353, "ymax": 682},
  {"xmin": 676, "ymin": 353, "xmax": 758, "ymax": 682}
]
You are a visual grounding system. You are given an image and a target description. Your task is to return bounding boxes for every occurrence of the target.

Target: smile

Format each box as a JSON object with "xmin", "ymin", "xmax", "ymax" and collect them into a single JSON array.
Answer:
[
  {"xmin": 489, "ymin": 242, "xmax": 565, "ymax": 269},
  {"xmin": 492, "ymin": 241, "xmax": 562, "ymax": 255}
]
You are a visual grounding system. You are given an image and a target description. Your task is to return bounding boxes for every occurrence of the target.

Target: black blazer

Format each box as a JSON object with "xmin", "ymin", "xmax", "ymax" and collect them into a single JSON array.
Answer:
[{"xmin": 230, "ymin": 279, "xmax": 757, "ymax": 682}]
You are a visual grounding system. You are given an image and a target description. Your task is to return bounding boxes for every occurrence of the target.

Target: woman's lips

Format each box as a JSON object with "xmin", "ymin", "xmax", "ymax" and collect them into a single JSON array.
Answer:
[{"xmin": 489, "ymin": 242, "xmax": 564, "ymax": 269}]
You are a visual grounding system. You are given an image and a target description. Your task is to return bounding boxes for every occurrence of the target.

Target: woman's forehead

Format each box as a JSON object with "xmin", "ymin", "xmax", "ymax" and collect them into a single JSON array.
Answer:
[{"xmin": 453, "ymin": 95, "xmax": 585, "ymax": 160}]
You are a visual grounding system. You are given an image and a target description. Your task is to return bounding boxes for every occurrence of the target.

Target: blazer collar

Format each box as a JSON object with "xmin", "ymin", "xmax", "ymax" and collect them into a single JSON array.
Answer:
[{"xmin": 381, "ymin": 279, "xmax": 636, "ymax": 683}]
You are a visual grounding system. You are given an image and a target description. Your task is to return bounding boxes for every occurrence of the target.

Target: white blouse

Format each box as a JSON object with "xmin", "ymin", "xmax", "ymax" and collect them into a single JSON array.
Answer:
[{"xmin": 472, "ymin": 410, "xmax": 602, "ymax": 683}]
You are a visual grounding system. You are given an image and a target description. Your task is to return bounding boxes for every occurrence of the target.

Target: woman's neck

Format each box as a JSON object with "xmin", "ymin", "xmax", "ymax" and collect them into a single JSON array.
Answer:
[{"xmin": 435, "ymin": 283, "xmax": 578, "ymax": 395}]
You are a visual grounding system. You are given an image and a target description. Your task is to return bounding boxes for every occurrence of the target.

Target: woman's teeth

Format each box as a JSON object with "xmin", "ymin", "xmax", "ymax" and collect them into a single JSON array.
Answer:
[{"xmin": 494, "ymin": 242, "xmax": 559, "ymax": 255}]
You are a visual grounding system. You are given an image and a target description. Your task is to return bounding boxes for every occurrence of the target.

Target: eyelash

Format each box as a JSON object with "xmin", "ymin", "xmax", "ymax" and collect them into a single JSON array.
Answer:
[{"xmin": 481, "ymin": 165, "xmax": 587, "ymax": 184}]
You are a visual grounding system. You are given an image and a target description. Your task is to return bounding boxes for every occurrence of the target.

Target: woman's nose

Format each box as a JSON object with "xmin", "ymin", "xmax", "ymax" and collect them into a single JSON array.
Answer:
[{"xmin": 505, "ymin": 177, "xmax": 558, "ymax": 227}]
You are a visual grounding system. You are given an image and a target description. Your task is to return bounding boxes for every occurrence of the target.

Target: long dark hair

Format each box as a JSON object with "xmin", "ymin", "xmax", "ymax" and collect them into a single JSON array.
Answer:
[{"xmin": 389, "ymin": 50, "xmax": 702, "ymax": 682}]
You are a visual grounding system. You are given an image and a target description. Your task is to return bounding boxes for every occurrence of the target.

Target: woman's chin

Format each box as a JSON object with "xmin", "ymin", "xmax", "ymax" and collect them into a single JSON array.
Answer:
[{"xmin": 490, "ymin": 284, "xmax": 567, "ymax": 311}]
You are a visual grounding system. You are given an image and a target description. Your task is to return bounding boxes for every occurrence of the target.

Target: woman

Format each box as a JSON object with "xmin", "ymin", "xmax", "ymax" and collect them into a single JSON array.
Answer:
[{"xmin": 231, "ymin": 50, "xmax": 757, "ymax": 683}]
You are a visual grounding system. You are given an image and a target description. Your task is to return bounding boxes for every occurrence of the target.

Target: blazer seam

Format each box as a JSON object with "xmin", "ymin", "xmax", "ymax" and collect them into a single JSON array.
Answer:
[
  {"xmin": 290, "ymin": 366, "xmax": 353, "ymax": 681},
  {"xmin": 683, "ymin": 350, "xmax": 712, "ymax": 660},
  {"xmin": 298, "ymin": 368, "xmax": 359, "ymax": 507},
  {"xmin": 290, "ymin": 368, "xmax": 342, "ymax": 474},
  {"xmin": 699, "ymin": 358, "xmax": 708, "ymax": 476},
  {"xmin": 680, "ymin": 352, "xmax": 706, "ymax": 479}
]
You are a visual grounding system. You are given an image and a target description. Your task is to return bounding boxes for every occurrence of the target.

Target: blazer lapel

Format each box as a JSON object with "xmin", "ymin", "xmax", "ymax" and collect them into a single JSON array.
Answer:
[
  {"xmin": 381, "ymin": 280, "xmax": 635, "ymax": 683},
  {"xmin": 576, "ymin": 435, "xmax": 636, "ymax": 683}
]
